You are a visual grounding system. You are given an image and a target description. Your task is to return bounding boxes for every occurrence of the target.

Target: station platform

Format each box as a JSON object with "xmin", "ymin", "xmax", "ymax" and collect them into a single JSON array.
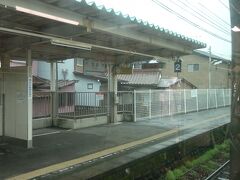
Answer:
[{"xmin": 0, "ymin": 107, "xmax": 230, "ymax": 179}]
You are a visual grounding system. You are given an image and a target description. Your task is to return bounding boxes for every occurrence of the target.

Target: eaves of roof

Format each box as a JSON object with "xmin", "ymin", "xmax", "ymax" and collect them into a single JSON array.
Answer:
[
  {"xmin": 193, "ymin": 50, "xmax": 231, "ymax": 62},
  {"xmin": 77, "ymin": 0, "xmax": 206, "ymax": 48}
]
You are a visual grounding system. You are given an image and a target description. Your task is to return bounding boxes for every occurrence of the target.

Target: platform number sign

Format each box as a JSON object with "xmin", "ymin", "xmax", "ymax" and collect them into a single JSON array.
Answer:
[{"xmin": 174, "ymin": 61, "xmax": 182, "ymax": 73}]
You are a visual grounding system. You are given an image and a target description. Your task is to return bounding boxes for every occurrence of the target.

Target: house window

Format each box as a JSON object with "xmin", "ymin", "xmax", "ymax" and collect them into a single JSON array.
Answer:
[
  {"xmin": 87, "ymin": 83, "xmax": 93, "ymax": 89},
  {"xmin": 74, "ymin": 58, "xmax": 84, "ymax": 73},
  {"xmin": 187, "ymin": 64, "xmax": 199, "ymax": 72},
  {"xmin": 133, "ymin": 63, "xmax": 142, "ymax": 69},
  {"xmin": 76, "ymin": 58, "xmax": 83, "ymax": 66}
]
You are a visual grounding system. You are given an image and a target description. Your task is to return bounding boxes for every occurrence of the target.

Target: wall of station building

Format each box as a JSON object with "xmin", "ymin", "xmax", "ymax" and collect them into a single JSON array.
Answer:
[
  {"xmin": 0, "ymin": 67, "xmax": 30, "ymax": 140},
  {"xmin": 161, "ymin": 54, "xmax": 230, "ymax": 89}
]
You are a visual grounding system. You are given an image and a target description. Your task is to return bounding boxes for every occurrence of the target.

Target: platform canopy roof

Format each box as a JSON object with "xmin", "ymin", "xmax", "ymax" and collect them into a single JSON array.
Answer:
[{"xmin": 0, "ymin": 0, "xmax": 206, "ymax": 63}]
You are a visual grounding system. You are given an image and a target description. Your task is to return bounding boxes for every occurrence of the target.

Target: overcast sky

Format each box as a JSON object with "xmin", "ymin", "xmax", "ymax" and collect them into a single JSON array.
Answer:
[{"xmin": 84, "ymin": 0, "xmax": 231, "ymax": 60}]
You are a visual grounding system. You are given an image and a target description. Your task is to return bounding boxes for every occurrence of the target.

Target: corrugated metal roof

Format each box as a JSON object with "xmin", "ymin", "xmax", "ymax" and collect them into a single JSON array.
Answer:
[
  {"xmin": 118, "ymin": 69, "xmax": 161, "ymax": 85},
  {"xmin": 77, "ymin": 0, "xmax": 206, "ymax": 47},
  {"xmin": 117, "ymin": 71, "xmax": 185, "ymax": 88},
  {"xmin": 33, "ymin": 76, "xmax": 77, "ymax": 89},
  {"xmin": 158, "ymin": 77, "xmax": 180, "ymax": 88}
]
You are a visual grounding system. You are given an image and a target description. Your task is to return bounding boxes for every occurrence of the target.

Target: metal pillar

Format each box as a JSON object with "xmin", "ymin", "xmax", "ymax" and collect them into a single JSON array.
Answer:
[
  {"xmin": 107, "ymin": 64, "xmax": 112, "ymax": 123},
  {"xmin": 27, "ymin": 49, "xmax": 33, "ymax": 148},
  {"xmin": 149, "ymin": 89, "xmax": 152, "ymax": 119},
  {"xmin": 50, "ymin": 62, "xmax": 57, "ymax": 122},
  {"xmin": 207, "ymin": 89, "xmax": 209, "ymax": 109},
  {"xmin": 215, "ymin": 89, "xmax": 218, "ymax": 108},
  {"xmin": 0, "ymin": 54, "xmax": 10, "ymax": 142},
  {"xmin": 50, "ymin": 62, "xmax": 57, "ymax": 92},
  {"xmin": 196, "ymin": 89, "xmax": 199, "ymax": 112},
  {"xmin": 113, "ymin": 71, "xmax": 118, "ymax": 123},
  {"xmin": 0, "ymin": 55, "xmax": 8, "ymax": 140},
  {"xmin": 133, "ymin": 90, "xmax": 137, "ymax": 122},
  {"xmin": 168, "ymin": 90, "xmax": 171, "ymax": 116},
  {"xmin": 107, "ymin": 63, "xmax": 118, "ymax": 124},
  {"xmin": 183, "ymin": 89, "xmax": 187, "ymax": 113}
]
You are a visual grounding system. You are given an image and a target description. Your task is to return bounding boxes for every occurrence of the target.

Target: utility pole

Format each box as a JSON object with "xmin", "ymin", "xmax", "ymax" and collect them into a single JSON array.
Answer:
[{"xmin": 208, "ymin": 46, "xmax": 212, "ymax": 89}]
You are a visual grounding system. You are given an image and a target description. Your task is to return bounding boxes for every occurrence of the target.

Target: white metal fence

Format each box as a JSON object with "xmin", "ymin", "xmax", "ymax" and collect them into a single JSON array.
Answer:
[
  {"xmin": 33, "ymin": 92, "xmax": 51, "ymax": 119},
  {"xmin": 134, "ymin": 89, "xmax": 231, "ymax": 121},
  {"xmin": 117, "ymin": 91, "xmax": 133, "ymax": 114},
  {"xmin": 33, "ymin": 89, "xmax": 231, "ymax": 121},
  {"xmin": 56, "ymin": 91, "xmax": 133, "ymax": 119},
  {"xmin": 57, "ymin": 91, "xmax": 108, "ymax": 119}
]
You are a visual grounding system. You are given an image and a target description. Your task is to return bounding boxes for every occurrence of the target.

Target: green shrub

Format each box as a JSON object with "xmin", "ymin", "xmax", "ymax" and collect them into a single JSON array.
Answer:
[
  {"xmin": 222, "ymin": 140, "xmax": 230, "ymax": 151},
  {"xmin": 188, "ymin": 170, "xmax": 198, "ymax": 178},
  {"xmin": 166, "ymin": 170, "xmax": 176, "ymax": 180},
  {"xmin": 207, "ymin": 160, "xmax": 219, "ymax": 169},
  {"xmin": 222, "ymin": 152, "xmax": 229, "ymax": 159},
  {"xmin": 223, "ymin": 142, "xmax": 230, "ymax": 151},
  {"xmin": 201, "ymin": 164, "xmax": 213, "ymax": 173},
  {"xmin": 192, "ymin": 158, "xmax": 201, "ymax": 166},
  {"xmin": 224, "ymin": 139, "xmax": 230, "ymax": 145},
  {"xmin": 173, "ymin": 169, "xmax": 184, "ymax": 178},
  {"xmin": 179, "ymin": 165, "xmax": 188, "ymax": 174},
  {"xmin": 185, "ymin": 161, "xmax": 193, "ymax": 168},
  {"xmin": 208, "ymin": 148, "xmax": 218, "ymax": 157}
]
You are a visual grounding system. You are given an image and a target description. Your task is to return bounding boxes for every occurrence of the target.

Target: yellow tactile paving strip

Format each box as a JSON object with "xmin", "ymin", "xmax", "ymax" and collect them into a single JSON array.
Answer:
[{"xmin": 8, "ymin": 114, "xmax": 229, "ymax": 180}]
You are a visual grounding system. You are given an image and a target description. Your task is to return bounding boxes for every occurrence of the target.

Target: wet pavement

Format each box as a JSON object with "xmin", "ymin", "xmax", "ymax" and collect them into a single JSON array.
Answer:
[{"xmin": 0, "ymin": 107, "xmax": 230, "ymax": 179}]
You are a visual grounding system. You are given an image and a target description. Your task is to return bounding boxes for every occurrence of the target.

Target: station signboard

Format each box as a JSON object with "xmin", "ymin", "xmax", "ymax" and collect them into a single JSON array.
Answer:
[
  {"xmin": 174, "ymin": 61, "xmax": 182, "ymax": 72},
  {"xmin": 83, "ymin": 59, "xmax": 107, "ymax": 76}
]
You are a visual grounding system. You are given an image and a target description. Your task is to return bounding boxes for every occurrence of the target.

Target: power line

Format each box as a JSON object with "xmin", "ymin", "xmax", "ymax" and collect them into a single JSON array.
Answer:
[
  {"xmin": 180, "ymin": 0, "xmax": 230, "ymax": 30},
  {"xmin": 169, "ymin": 0, "xmax": 230, "ymax": 35},
  {"xmin": 219, "ymin": 0, "xmax": 229, "ymax": 9},
  {"xmin": 197, "ymin": 1, "xmax": 231, "ymax": 27},
  {"xmin": 152, "ymin": 0, "xmax": 231, "ymax": 43}
]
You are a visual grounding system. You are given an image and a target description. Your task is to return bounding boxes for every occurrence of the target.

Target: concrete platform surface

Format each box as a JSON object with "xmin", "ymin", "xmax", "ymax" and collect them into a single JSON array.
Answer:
[{"xmin": 0, "ymin": 107, "xmax": 230, "ymax": 179}]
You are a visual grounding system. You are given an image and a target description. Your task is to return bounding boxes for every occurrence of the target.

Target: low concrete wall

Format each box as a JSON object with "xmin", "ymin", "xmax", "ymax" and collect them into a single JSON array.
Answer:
[
  {"xmin": 54, "ymin": 116, "xmax": 108, "ymax": 129},
  {"xmin": 33, "ymin": 117, "xmax": 52, "ymax": 129},
  {"xmin": 32, "ymin": 114, "xmax": 129, "ymax": 130},
  {"xmin": 54, "ymin": 114, "xmax": 127, "ymax": 129}
]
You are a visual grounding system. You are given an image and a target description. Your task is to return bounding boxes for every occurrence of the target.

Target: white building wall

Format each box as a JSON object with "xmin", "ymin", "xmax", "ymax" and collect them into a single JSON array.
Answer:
[
  {"xmin": 35, "ymin": 59, "xmax": 101, "ymax": 92},
  {"xmin": 2, "ymin": 68, "xmax": 31, "ymax": 141}
]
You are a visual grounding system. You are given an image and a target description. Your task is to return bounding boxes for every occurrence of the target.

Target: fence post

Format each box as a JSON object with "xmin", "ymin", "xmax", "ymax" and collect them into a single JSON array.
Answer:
[
  {"xmin": 184, "ymin": 89, "xmax": 187, "ymax": 114},
  {"xmin": 94, "ymin": 92, "xmax": 97, "ymax": 118},
  {"xmin": 215, "ymin": 89, "xmax": 218, "ymax": 108},
  {"xmin": 169, "ymin": 90, "xmax": 171, "ymax": 116},
  {"xmin": 229, "ymin": 89, "xmax": 231, "ymax": 105},
  {"xmin": 121, "ymin": 92, "xmax": 124, "ymax": 116},
  {"xmin": 134, "ymin": 90, "xmax": 137, "ymax": 122},
  {"xmin": 74, "ymin": 92, "xmax": 76, "ymax": 120},
  {"xmin": 223, "ymin": 89, "xmax": 226, "ymax": 107},
  {"xmin": 196, "ymin": 89, "xmax": 199, "ymax": 112},
  {"xmin": 149, "ymin": 89, "xmax": 152, "ymax": 119},
  {"xmin": 207, "ymin": 89, "xmax": 209, "ymax": 110}
]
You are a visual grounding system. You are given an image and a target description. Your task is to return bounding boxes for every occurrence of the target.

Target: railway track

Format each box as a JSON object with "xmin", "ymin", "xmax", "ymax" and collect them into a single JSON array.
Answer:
[{"xmin": 205, "ymin": 160, "xmax": 230, "ymax": 180}]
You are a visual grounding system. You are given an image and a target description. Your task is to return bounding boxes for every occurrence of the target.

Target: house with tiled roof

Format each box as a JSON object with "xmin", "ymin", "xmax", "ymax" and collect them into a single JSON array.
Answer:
[{"xmin": 116, "ymin": 69, "xmax": 196, "ymax": 91}]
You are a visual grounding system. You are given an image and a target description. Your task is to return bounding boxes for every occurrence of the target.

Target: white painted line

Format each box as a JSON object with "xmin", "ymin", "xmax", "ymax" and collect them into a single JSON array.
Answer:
[{"xmin": 33, "ymin": 131, "xmax": 60, "ymax": 137}]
